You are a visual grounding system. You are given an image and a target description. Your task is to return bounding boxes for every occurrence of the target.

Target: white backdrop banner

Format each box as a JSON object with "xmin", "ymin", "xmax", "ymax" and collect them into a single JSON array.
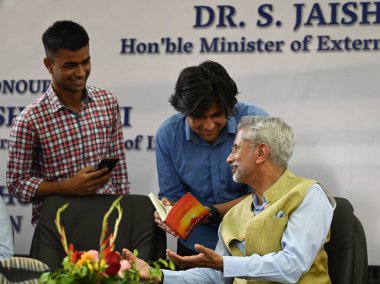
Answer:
[{"xmin": 1, "ymin": 0, "xmax": 379, "ymax": 264}]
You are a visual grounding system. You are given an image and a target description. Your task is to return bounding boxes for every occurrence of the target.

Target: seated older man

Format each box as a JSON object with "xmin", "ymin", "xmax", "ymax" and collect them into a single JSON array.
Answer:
[{"xmin": 124, "ymin": 116, "xmax": 335, "ymax": 284}]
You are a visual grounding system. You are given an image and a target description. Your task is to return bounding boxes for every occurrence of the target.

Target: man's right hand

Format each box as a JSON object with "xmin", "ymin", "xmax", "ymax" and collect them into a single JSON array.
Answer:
[
  {"xmin": 166, "ymin": 244, "xmax": 224, "ymax": 271},
  {"xmin": 35, "ymin": 166, "xmax": 112, "ymax": 198},
  {"xmin": 65, "ymin": 166, "xmax": 111, "ymax": 195},
  {"xmin": 154, "ymin": 197, "xmax": 179, "ymax": 237}
]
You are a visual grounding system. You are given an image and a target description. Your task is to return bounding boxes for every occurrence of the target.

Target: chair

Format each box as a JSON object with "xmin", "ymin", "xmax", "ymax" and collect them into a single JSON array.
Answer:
[
  {"xmin": 324, "ymin": 197, "xmax": 368, "ymax": 284},
  {"xmin": 0, "ymin": 256, "xmax": 49, "ymax": 283},
  {"xmin": 29, "ymin": 194, "xmax": 166, "ymax": 271}
]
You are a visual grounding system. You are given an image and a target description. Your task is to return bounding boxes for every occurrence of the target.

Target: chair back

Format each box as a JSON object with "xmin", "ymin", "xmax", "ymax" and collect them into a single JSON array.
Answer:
[
  {"xmin": 30, "ymin": 194, "xmax": 166, "ymax": 271},
  {"xmin": 0, "ymin": 257, "xmax": 49, "ymax": 283},
  {"xmin": 325, "ymin": 197, "xmax": 368, "ymax": 284}
]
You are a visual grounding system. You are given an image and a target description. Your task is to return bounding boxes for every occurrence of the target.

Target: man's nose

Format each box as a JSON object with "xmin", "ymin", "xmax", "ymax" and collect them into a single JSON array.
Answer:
[
  {"xmin": 203, "ymin": 118, "xmax": 215, "ymax": 130},
  {"xmin": 226, "ymin": 152, "xmax": 234, "ymax": 164},
  {"xmin": 75, "ymin": 65, "xmax": 86, "ymax": 77}
]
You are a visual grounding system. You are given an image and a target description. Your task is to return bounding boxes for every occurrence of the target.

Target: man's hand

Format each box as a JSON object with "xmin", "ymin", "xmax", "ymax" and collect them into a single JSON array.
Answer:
[
  {"xmin": 166, "ymin": 244, "xmax": 223, "ymax": 271},
  {"xmin": 154, "ymin": 197, "xmax": 179, "ymax": 237},
  {"xmin": 65, "ymin": 166, "xmax": 111, "ymax": 195},
  {"xmin": 35, "ymin": 166, "xmax": 112, "ymax": 198},
  {"xmin": 122, "ymin": 249, "xmax": 161, "ymax": 283}
]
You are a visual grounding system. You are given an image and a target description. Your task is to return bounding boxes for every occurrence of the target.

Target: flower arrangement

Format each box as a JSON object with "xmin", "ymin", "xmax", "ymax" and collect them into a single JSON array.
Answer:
[{"xmin": 39, "ymin": 196, "xmax": 174, "ymax": 283}]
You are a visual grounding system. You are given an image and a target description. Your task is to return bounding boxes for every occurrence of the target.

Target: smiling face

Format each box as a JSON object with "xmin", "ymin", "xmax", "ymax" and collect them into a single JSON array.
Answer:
[
  {"xmin": 186, "ymin": 102, "xmax": 227, "ymax": 144},
  {"xmin": 44, "ymin": 45, "xmax": 91, "ymax": 97},
  {"xmin": 227, "ymin": 130, "xmax": 258, "ymax": 184}
]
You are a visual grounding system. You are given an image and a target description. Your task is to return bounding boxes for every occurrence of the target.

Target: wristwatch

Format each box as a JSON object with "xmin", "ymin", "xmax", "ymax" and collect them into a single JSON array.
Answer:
[{"xmin": 208, "ymin": 205, "xmax": 221, "ymax": 224}]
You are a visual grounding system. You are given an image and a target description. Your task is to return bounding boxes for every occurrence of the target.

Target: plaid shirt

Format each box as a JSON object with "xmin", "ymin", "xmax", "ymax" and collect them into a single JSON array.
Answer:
[{"xmin": 6, "ymin": 84, "xmax": 129, "ymax": 225}]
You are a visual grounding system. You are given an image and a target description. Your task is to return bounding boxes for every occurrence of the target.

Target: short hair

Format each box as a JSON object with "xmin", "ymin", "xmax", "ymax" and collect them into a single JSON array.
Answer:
[
  {"xmin": 169, "ymin": 61, "xmax": 238, "ymax": 118},
  {"xmin": 238, "ymin": 116, "xmax": 295, "ymax": 170},
  {"xmin": 42, "ymin": 20, "xmax": 89, "ymax": 59}
]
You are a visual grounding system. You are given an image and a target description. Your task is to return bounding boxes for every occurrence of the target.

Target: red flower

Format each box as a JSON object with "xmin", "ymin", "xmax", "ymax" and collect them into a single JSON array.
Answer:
[
  {"xmin": 105, "ymin": 251, "xmax": 121, "ymax": 277},
  {"xmin": 69, "ymin": 243, "xmax": 82, "ymax": 263}
]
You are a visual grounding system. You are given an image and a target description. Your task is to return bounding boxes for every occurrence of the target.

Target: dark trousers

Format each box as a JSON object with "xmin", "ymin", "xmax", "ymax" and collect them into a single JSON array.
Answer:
[{"xmin": 175, "ymin": 240, "xmax": 198, "ymax": 270}]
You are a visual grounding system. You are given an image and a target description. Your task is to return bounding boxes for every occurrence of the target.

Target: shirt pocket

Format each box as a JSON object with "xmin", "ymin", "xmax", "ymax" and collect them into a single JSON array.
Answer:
[{"xmin": 91, "ymin": 123, "xmax": 112, "ymax": 156}]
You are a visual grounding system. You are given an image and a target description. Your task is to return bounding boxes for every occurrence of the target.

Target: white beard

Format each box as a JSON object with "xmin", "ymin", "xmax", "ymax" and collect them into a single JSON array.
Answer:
[
  {"xmin": 232, "ymin": 172, "xmax": 239, "ymax": 183},
  {"xmin": 231, "ymin": 162, "xmax": 241, "ymax": 183}
]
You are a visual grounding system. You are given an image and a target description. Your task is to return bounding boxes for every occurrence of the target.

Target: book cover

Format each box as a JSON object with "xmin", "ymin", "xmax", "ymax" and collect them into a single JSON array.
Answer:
[{"xmin": 149, "ymin": 192, "xmax": 210, "ymax": 240}]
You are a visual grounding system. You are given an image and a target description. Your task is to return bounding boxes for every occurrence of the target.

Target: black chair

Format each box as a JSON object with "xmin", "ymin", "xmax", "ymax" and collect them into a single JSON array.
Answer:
[
  {"xmin": 325, "ymin": 197, "xmax": 368, "ymax": 284},
  {"xmin": 29, "ymin": 194, "xmax": 166, "ymax": 271}
]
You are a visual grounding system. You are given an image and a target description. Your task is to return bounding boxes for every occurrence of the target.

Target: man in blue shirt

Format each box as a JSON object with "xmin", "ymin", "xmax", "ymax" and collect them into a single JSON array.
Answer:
[
  {"xmin": 154, "ymin": 61, "xmax": 267, "ymax": 257},
  {"xmin": 125, "ymin": 116, "xmax": 335, "ymax": 283},
  {"xmin": 0, "ymin": 196, "xmax": 13, "ymax": 260}
]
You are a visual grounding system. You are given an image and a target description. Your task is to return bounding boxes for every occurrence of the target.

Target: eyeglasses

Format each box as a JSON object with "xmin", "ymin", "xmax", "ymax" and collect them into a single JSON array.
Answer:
[
  {"xmin": 231, "ymin": 144, "xmax": 243, "ymax": 154},
  {"xmin": 231, "ymin": 141, "xmax": 260, "ymax": 154}
]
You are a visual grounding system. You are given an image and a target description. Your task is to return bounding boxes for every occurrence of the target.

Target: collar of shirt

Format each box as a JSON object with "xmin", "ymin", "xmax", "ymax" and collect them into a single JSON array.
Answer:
[
  {"xmin": 184, "ymin": 115, "xmax": 237, "ymax": 146},
  {"xmin": 252, "ymin": 193, "xmax": 268, "ymax": 215},
  {"xmin": 46, "ymin": 84, "xmax": 94, "ymax": 113}
]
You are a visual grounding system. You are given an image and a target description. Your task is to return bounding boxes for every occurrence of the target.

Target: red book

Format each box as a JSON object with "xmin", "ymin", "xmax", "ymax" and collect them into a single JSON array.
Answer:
[{"xmin": 149, "ymin": 192, "xmax": 210, "ymax": 240}]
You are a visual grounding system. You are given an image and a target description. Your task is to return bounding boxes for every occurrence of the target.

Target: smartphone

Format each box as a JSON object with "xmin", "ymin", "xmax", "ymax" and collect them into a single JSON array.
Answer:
[{"xmin": 96, "ymin": 158, "xmax": 120, "ymax": 174}]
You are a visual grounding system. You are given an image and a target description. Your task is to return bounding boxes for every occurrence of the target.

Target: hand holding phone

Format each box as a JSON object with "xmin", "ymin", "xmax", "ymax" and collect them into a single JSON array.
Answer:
[{"xmin": 96, "ymin": 158, "xmax": 120, "ymax": 175}]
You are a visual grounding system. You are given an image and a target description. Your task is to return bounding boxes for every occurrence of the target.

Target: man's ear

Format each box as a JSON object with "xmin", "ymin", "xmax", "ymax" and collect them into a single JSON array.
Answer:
[
  {"xmin": 43, "ymin": 57, "xmax": 53, "ymax": 75},
  {"xmin": 256, "ymin": 144, "xmax": 269, "ymax": 164}
]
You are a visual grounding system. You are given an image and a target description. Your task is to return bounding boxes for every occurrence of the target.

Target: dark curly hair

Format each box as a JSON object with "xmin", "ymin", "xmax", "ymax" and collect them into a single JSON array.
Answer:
[
  {"xmin": 42, "ymin": 20, "xmax": 89, "ymax": 59},
  {"xmin": 169, "ymin": 61, "xmax": 238, "ymax": 118}
]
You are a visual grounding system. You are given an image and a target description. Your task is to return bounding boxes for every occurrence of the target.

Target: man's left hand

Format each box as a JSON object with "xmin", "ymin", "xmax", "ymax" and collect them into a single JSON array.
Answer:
[
  {"xmin": 122, "ymin": 249, "xmax": 160, "ymax": 282},
  {"xmin": 166, "ymin": 244, "xmax": 223, "ymax": 271}
]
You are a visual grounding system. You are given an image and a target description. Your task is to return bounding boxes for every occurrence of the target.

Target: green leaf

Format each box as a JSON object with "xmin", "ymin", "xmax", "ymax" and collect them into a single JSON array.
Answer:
[
  {"xmin": 133, "ymin": 248, "xmax": 138, "ymax": 256},
  {"xmin": 39, "ymin": 272, "xmax": 51, "ymax": 282},
  {"xmin": 61, "ymin": 275, "xmax": 76, "ymax": 284},
  {"xmin": 79, "ymin": 265, "xmax": 88, "ymax": 277},
  {"xmin": 169, "ymin": 261, "xmax": 175, "ymax": 270}
]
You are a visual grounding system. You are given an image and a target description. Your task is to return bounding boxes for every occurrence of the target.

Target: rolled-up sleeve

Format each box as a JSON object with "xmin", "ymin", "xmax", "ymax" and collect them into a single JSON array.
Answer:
[{"xmin": 6, "ymin": 116, "xmax": 43, "ymax": 203}]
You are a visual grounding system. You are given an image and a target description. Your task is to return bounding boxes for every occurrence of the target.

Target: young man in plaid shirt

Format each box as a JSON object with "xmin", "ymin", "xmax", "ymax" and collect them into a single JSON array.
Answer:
[{"xmin": 6, "ymin": 20, "xmax": 129, "ymax": 225}]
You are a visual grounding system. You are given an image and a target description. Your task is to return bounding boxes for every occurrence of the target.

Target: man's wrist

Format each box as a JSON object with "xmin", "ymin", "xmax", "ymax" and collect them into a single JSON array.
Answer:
[{"xmin": 208, "ymin": 205, "xmax": 221, "ymax": 224}]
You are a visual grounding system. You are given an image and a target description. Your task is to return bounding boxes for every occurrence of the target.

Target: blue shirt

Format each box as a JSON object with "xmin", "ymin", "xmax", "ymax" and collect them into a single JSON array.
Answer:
[
  {"xmin": 0, "ymin": 196, "xmax": 13, "ymax": 260},
  {"xmin": 163, "ymin": 184, "xmax": 335, "ymax": 283},
  {"xmin": 155, "ymin": 102, "xmax": 268, "ymax": 250}
]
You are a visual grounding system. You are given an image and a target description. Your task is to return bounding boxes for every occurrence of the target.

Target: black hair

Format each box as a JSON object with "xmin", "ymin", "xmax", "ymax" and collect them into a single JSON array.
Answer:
[
  {"xmin": 169, "ymin": 60, "xmax": 238, "ymax": 118},
  {"xmin": 42, "ymin": 20, "xmax": 89, "ymax": 59}
]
